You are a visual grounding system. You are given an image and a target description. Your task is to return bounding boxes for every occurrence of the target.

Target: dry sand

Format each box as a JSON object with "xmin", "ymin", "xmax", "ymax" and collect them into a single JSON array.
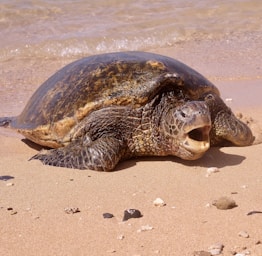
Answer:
[{"xmin": 0, "ymin": 37, "xmax": 262, "ymax": 256}]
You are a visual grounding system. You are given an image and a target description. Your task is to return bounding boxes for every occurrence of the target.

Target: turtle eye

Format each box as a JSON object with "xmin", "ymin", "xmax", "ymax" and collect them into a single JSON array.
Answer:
[{"xmin": 205, "ymin": 94, "xmax": 215, "ymax": 101}]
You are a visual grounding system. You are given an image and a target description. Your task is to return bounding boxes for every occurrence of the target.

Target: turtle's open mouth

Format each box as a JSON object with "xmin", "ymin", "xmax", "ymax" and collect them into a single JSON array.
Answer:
[
  {"xmin": 183, "ymin": 125, "xmax": 211, "ymax": 156},
  {"xmin": 188, "ymin": 126, "xmax": 210, "ymax": 142}
]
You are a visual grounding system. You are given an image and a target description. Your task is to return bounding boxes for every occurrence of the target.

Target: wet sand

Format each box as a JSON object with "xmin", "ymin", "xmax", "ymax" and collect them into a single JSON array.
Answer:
[{"xmin": 0, "ymin": 37, "xmax": 262, "ymax": 255}]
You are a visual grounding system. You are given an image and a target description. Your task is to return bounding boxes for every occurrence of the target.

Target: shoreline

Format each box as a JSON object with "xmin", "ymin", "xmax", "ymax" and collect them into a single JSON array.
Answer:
[{"xmin": 1, "ymin": 32, "xmax": 262, "ymax": 116}]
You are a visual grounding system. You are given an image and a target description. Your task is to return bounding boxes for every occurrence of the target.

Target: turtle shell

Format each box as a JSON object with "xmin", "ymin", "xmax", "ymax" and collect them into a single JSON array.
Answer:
[{"xmin": 10, "ymin": 51, "xmax": 219, "ymax": 147}]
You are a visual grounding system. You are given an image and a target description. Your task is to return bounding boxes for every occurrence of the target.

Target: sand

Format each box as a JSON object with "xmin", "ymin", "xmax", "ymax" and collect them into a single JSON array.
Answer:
[{"xmin": 0, "ymin": 37, "xmax": 262, "ymax": 255}]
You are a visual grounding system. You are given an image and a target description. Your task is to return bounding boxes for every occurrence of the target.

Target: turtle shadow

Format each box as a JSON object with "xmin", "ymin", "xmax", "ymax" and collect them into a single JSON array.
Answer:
[
  {"xmin": 22, "ymin": 139, "xmax": 50, "ymax": 151},
  {"xmin": 115, "ymin": 147, "xmax": 246, "ymax": 171},
  {"xmin": 21, "ymin": 138, "xmax": 246, "ymax": 171},
  {"xmin": 175, "ymin": 147, "xmax": 246, "ymax": 168}
]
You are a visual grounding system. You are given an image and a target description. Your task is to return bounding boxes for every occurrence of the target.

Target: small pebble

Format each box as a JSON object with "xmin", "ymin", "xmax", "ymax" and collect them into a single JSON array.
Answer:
[
  {"xmin": 208, "ymin": 243, "xmax": 224, "ymax": 255},
  {"xmin": 137, "ymin": 224, "xmax": 153, "ymax": 233},
  {"xmin": 238, "ymin": 231, "xmax": 249, "ymax": 238},
  {"xmin": 153, "ymin": 198, "xmax": 166, "ymax": 207},
  {"xmin": 106, "ymin": 249, "xmax": 116, "ymax": 253},
  {"xmin": 64, "ymin": 207, "xmax": 80, "ymax": 214},
  {"xmin": 212, "ymin": 197, "xmax": 237, "ymax": 210},
  {"xmin": 122, "ymin": 209, "xmax": 142, "ymax": 221},
  {"xmin": 0, "ymin": 175, "xmax": 14, "ymax": 181},
  {"xmin": 6, "ymin": 182, "xmax": 14, "ymax": 187},
  {"xmin": 103, "ymin": 213, "xmax": 114, "ymax": 219},
  {"xmin": 117, "ymin": 234, "xmax": 124, "ymax": 240},
  {"xmin": 206, "ymin": 167, "xmax": 220, "ymax": 177},
  {"xmin": 7, "ymin": 207, "xmax": 17, "ymax": 215},
  {"xmin": 235, "ymin": 251, "xmax": 250, "ymax": 256}
]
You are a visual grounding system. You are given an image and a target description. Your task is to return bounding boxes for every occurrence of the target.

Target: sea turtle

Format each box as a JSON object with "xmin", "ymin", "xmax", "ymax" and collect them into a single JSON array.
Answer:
[{"xmin": 0, "ymin": 51, "xmax": 254, "ymax": 171}]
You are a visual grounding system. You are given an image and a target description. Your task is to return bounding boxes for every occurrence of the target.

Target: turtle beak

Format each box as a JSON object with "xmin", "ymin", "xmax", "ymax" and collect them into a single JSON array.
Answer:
[
  {"xmin": 178, "ymin": 101, "xmax": 211, "ymax": 159},
  {"xmin": 166, "ymin": 100, "xmax": 211, "ymax": 160}
]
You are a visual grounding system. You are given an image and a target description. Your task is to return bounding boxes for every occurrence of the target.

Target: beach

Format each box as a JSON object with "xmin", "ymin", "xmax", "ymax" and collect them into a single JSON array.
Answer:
[{"xmin": 0, "ymin": 1, "xmax": 262, "ymax": 255}]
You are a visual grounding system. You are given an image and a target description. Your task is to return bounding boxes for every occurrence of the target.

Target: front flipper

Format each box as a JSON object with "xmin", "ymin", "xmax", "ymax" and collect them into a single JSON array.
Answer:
[
  {"xmin": 204, "ymin": 93, "xmax": 254, "ymax": 146},
  {"xmin": 212, "ymin": 111, "xmax": 255, "ymax": 146},
  {"xmin": 30, "ymin": 136, "xmax": 125, "ymax": 171}
]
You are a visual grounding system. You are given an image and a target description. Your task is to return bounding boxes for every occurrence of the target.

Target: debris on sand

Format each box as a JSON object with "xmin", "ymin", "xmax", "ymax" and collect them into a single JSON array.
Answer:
[
  {"xmin": 247, "ymin": 210, "xmax": 262, "ymax": 215},
  {"xmin": 64, "ymin": 207, "xmax": 80, "ymax": 214},
  {"xmin": 122, "ymin": 209, "xmax": 142, "ymax": 221},
  {"xmin": 238, "ymin": 230, "xmax": 249, "ymax": 238},
  {"xmin": 153, "ymin": 198, "xmax": 166, "ymax": 207},
  {"xmin": 206, "ymin": 167, "xmax": 220, "ymax": 177},
  {"xmin": 103, "ymin": 213, "xmax": 114, "ymax": 219},
  {"xmin": 137, "ymin": 224, "xmax": 154, "ymax": 233},
  {"xmin": 212, "ymin": 197, "xmax": 237, "ymax": 210},
  {"xmin": 6, "ymin": 182, "xmax": 14, "ymax": 187},
  {"xmin": 7, "ymin": 207, "xmax": 17, "ymax": 215},
  {"xmin": 207, "ymin": 243, "xmax": 224, "ymax": 255}
]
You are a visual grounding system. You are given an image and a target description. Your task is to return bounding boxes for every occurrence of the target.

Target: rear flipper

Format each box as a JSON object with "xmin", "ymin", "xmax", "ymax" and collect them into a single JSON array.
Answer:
[{"xmin": 30, "ymin": 136, "xmax": 125, "ymax": 171}]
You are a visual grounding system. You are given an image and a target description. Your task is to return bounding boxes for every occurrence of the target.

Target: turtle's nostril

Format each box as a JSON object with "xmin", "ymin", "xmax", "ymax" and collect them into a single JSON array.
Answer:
[
  {"xmin": 181, "ymin": 111, "xmax": 186, "ymax": 118},
  {"xmin": 206, "ymin": 94, "xmax": 215, "ymax": 100},
  {"xmin": 178, "ymin": 107, "xmax": 190, "ymax": 118}
]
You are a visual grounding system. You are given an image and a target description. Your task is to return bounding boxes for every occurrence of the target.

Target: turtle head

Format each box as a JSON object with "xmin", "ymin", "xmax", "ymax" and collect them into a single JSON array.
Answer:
[
  {"xmin": 203, "ymin": 93, "xmax": 255, "ymax": 146},
  {"xmin": 161, "ymin": 101, "xmax": 211, "ymax": 160}
]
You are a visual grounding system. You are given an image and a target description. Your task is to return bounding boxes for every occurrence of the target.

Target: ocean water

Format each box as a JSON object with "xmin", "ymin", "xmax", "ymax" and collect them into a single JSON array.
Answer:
[{"xmin": 0, "ymin": 0, "xmax": 261, "ymax": 61}]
